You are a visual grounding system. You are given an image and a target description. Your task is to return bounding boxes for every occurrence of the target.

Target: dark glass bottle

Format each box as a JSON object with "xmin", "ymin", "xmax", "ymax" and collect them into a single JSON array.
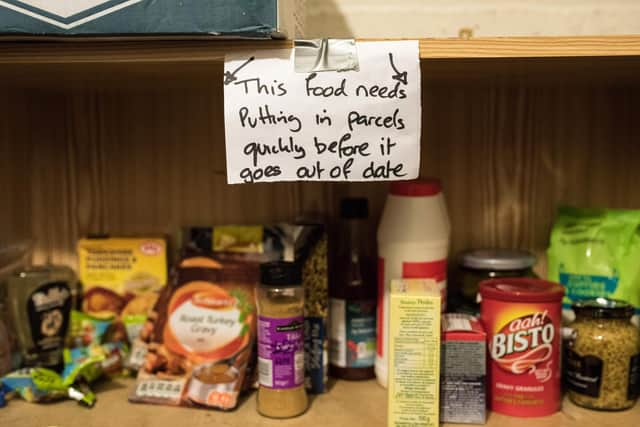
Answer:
[{"xmin": 329, "ymin": 198, "xmax": 376, "ymax": 380}]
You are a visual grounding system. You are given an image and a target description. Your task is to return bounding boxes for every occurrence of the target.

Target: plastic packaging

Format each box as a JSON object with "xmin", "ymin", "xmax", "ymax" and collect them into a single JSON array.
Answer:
[
  {"xmin": 376, "ymin": 179, "xmax": 450, "ymax": 387},
  {"xmin": 547, "ymin": 206, "xmax": 640, "ymax": 320}
]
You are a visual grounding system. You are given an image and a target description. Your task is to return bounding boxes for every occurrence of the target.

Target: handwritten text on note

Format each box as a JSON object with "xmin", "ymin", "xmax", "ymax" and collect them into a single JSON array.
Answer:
[{"xmin": 223, "ymin": 41, "xmax": 421, "ymax": 184}]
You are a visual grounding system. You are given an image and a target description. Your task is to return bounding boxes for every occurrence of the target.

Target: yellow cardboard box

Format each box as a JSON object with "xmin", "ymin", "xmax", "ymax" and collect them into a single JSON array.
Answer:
[
  {"xmin": 388, "ymin": 279, "xmax": 441, "ymax": 427},
  {"xmin": 77, "ymin": 237, "xmax": 167, "ymax": 319}
]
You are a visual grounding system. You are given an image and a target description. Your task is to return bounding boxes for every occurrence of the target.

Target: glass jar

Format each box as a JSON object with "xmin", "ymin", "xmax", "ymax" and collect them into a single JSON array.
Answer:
[
  {"xmin": 458, "ymin": 249, "xmax": 536, "ymax": 309},
  {"xmin": 256, "ymin": 261, "xmax": 308, "ymax": 418},
  {"xmin": 566, "ymin": 298, "xmax": 640, "ymax": 410}
]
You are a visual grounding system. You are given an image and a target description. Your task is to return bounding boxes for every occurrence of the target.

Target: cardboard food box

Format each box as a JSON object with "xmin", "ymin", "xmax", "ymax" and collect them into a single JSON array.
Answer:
[
  {"xmin": 440, "ymin": 313, "xmax": 487, "ymax": 424},
  {"xmin": 388, "ymin": 279, "xmax": 441, "ymax": 427},
  {"xmin": 0, "ymin": 0, "xmax": 301, "ymax": 39},
  {"xmin": 182, "ymin": 224, "xmax": 328, "ymax": 394},
  {"xmin": 77, "ymin": 237, "xmax": 167, "ymax": 342}
]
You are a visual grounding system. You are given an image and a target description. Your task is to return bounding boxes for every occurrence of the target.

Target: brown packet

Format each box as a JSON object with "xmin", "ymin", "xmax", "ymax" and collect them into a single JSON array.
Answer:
[{"xmin": 129, "ymin": 253, "xmax": 258, "ymax": 410}]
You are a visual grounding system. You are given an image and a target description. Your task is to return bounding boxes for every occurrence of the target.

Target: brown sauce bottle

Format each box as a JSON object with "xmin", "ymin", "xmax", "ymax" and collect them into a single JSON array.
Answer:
[{"xmin": 329, "ymin": 198, "xmax": 376, "ymax": 380}]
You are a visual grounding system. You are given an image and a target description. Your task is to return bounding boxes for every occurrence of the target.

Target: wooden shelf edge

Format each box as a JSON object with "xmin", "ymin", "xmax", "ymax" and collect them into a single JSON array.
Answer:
[
  {"xmin": 3, "ymin": 378, "xmax": 639, "ymax": 427},
  {"xmin": 0, "ymin": 35, "xmax": 639, "ymax": 64}
]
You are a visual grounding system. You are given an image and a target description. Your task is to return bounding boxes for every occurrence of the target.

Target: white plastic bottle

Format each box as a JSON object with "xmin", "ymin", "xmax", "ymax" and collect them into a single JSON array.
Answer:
[{"xmin": 375, "ymin": 179, "xmax": 450, "ymax": 387}]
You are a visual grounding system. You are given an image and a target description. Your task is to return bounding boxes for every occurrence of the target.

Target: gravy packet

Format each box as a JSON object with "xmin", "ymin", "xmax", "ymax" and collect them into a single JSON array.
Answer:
[
  {"xmin": 129, "ymin": 254, "xmax": 257, "ymax": 410},
  {"xmin": 182, "ymin": 224, "xmax": 329, "ymax": 393}
]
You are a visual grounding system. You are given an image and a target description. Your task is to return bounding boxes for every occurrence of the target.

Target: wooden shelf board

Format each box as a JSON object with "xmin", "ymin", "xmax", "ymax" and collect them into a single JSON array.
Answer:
[
  {"xmin": 0, "ymin": 35, "xmax": 639, "ymax": 65},
  {"xmin": 2, "ymin": 378, "xmax": 639, "ymax": 427}
]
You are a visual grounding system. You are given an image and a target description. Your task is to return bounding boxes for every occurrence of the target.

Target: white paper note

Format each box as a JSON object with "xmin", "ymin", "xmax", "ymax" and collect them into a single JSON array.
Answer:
[{"xmin": 223, "ymin": 40, "xmax": 421, "ymax": 184}]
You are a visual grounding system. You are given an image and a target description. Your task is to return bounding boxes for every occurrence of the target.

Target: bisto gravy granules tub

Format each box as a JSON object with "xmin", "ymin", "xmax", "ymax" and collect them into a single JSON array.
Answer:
[{"xmin": 479, "ymin": 278, "xmax": 564, "ymax": 417}]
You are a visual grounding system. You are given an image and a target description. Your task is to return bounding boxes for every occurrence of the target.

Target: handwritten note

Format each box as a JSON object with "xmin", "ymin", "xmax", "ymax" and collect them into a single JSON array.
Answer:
[{"xmin": 223, "ymin": 41, "xmax": 421, "ymax": 184}]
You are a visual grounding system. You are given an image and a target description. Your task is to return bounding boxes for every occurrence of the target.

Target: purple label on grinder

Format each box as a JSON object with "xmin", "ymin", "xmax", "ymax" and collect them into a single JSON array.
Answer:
[{"xmin": 258, "ymin": 315, "xmax": 304, "ymax": 389}]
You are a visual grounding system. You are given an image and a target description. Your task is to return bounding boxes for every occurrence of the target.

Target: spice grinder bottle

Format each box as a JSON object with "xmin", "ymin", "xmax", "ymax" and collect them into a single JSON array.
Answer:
[
  {"xmin": 329, "ymin": 198, "xmax": 376, "ymax": 380},
  {"xmin": 376, "ymin": 179, "xmax": 450, "ymax": 387},
  {"xmin": 566, "ymin": 298, "xmax": 640, "ymax": 410},
  {"xmin": 256, "ymin": 261, "xmax": 308, "ymax": 418},
  {"xmin": 7, "ymin": 265, "xmax": 75, "ymax": 370}
]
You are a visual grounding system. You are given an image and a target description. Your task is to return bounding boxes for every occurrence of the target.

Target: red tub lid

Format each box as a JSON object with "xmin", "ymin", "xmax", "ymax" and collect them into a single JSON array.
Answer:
[{"xmin": 479, "ymin": 277, "xmax": 564, "ymax": 302}]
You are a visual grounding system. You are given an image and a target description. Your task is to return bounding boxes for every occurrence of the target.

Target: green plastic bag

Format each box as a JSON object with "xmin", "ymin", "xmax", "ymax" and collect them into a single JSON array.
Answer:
[{"xmin": 547, "ymin": 206, "xmax": 640, "ymax": 313}]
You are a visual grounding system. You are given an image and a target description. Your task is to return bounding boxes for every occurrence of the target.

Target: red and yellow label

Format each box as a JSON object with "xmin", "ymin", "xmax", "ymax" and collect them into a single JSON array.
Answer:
[{"xmin": 482, "ymin": 300, "xmax": 561, "ymax": 417}]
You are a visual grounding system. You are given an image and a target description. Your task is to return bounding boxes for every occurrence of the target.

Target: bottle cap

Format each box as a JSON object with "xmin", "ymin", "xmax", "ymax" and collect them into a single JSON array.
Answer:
[
  {"xmin": 572, "ymin": 298, "xmax": 634, "ymax": 319},
  {"xmin": 340, "ymin": 198, "xmax": 369, "ymax": 219},
  {"xmin": 390, "ymin": 179, "xmax": 442, "ymax": 197},
  {"xmin": 460, "ymin": 248, "xmax": 536, "ymax": 271},
  {"xmin": 260, "ymin": 261, "xmax": 302, "ymax": 286}
]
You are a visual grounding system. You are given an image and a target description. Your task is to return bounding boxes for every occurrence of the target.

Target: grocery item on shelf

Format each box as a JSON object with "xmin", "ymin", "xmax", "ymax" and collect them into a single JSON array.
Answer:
[
  {"xmin": 547, "ymin": 207, "xmax": 640, "ymax": 321},
  {"xmin": 376, "ymin": 178, "xmax": 450, "ymax": 387},
  {"xmin": 480, "ymin": 278, "xmax": 564, "ymax": 417},
  {"xmin": 1, "ymin": 360, "xmax": 101, "ymax": 407},
  {"xmin": 387, "ymin": 279, "xmax": 441, "ymax": 427},
  {"xmin": 256, "ymin": 262, "xmax": 308, "ymax": 418},
  {"xmin": 129, "ymin": 253, "xmax": 257, "ymax": 410},
  {"xmin": 329, "ymin": 198, "xmax": 377, "ymax": 381},
  {"xmin": 456, "ymin": 248, "xmax": 536, "ymax": 311},
  {"xmin": 7, "ymin": 265, "xmax": 76, "ymax": 370},
  {"xmin": 566, "ymin": 298, "xmax": 640, "ymax": 410},
  {"xmin": 440, "ymin": 313, "xmax": 486, "ymax": 424},
  {"xmin": 182, "ymin": 223, "xmax": 329, "ymax": 393},
  {"xmin": 77, "ymin": 237, "xmax": 166, "ymax": 333}
]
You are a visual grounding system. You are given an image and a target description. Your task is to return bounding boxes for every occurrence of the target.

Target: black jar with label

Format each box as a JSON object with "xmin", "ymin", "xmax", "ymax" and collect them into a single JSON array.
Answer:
[{"xmin": 566, "ymin": 298, "xmax": 640, "ymax": 410}]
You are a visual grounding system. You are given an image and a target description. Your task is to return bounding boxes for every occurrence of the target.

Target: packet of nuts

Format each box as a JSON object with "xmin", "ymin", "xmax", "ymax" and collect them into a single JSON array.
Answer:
[
  {"xmin": 129, "ymin": 254, "xmax": 258, "ymax": 410},
  {"xmin": 182, "ymin": 223, "xmax": 329, "ymax": 394}
]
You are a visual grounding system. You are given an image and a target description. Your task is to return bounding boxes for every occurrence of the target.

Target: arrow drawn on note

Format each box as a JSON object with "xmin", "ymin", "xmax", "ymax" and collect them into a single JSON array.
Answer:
[
  {"xmin": 223, "ymin": 56, "xmax": 255, "ymax": 85},
  {"xmin": 388, "ymin": 53, "xmax": 408, "ymax": 85}
]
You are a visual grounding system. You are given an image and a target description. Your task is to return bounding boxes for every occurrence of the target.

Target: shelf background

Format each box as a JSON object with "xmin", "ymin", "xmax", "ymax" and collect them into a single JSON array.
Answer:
[{"xmin": 1, "ymin": 59, "xmax": 639, "ymax": 270}]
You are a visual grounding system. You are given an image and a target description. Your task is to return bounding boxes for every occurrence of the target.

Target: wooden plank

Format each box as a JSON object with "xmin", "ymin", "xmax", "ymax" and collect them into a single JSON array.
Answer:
[
  {"xmin": 2, "ymin": 378, "xmax": 639, "ymax": 427},
  {"xmin": 0, "ymin": 36, "xmax": 640, "ymax": 65},
  {"xmin": 1, "ymin": 82, "xmax": 639, "ymax": 272}
]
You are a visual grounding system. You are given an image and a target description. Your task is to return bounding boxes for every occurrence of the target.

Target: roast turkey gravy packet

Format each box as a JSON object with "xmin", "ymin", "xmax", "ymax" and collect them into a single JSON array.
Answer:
[{"xmin": 129, "ymin": 254, "xmax": 257, "ymax": 410}]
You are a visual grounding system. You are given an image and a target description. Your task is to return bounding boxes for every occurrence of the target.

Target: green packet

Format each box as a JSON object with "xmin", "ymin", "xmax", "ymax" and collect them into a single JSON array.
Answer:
[
  {"xmin": 547, "ymin": 206, "xmax": 640, "ymax": 313},
  {"xmin": 2, "ymin": 367, "xmax": 96, "ymax": 407}
]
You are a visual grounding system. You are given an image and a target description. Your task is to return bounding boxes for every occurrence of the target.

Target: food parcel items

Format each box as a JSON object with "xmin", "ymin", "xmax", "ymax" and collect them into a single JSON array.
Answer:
[
  {"xmin": 182, "ymin": 224, "xmax": 328, "ymax": 393},
  {"xmin": 130, "ymin": 254, "xmax": 257, "ymax": 410},
  {"xmin": 547, "ymin": 207, "xmax": 640, "ymax": 321}
]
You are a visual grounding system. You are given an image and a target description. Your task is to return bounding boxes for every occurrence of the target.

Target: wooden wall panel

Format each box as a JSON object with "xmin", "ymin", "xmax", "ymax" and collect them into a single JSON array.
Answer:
[{"xmin": 0, "ymin": 76, "xmax": 639, "ymax": 272}]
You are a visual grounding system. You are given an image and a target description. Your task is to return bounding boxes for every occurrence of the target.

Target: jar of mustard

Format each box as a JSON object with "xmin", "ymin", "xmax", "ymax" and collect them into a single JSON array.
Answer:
[{"xmin": 566, "ymin": 299, "xmax": 640, "ymax": 410}]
